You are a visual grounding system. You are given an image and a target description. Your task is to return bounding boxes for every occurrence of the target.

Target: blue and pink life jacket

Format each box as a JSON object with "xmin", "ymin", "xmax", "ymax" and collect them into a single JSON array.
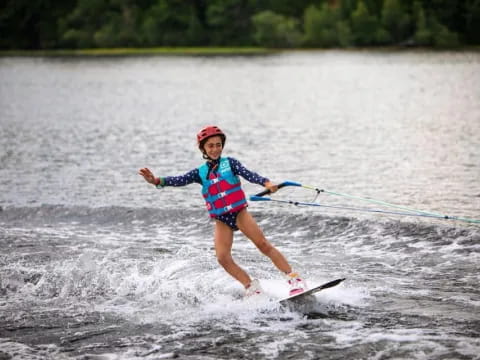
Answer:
[{"xmin": 198, "ymin": 157, "xmax": 248, "ymax": 217}]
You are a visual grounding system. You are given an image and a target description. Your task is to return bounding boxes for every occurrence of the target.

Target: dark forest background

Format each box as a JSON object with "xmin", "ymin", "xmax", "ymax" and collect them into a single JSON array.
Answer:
[{"xmin": 1, "ymin": 0, "xmax": 479, "ymax": 50}]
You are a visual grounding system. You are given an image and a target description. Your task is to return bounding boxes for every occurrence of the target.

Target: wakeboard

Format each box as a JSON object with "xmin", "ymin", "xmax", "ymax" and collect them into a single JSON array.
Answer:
[{"xmin": 279, "ymin": 278, "xmax": 345, "ymax": 305}]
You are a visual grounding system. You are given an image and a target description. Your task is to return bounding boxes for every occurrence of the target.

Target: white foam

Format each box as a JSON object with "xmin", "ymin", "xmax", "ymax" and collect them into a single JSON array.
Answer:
[{"xmin": 0, "ymin": 338, "xmax": 66, "ymax": 360}]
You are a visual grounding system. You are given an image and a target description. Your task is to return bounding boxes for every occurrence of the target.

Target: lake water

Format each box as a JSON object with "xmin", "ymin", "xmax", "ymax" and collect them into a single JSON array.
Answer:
[{"xmin": 0, "ymin": 51, "xmax": 479, "ymax": 359}]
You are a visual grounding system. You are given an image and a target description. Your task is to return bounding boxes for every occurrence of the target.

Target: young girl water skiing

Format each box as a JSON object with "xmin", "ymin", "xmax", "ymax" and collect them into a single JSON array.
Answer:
[{"xmin": 139, "ymin": 125, "xmax": 307, "ymax": 297}]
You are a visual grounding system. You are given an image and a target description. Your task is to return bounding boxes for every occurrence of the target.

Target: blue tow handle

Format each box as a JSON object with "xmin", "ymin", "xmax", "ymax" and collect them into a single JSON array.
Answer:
[
  {"xmin": 250, "ymin": 180, "xmax": 302, "ymax": 200},
  {"xmin": 250, "ymin": 195, "xmax": 271, "ymax": 202}
]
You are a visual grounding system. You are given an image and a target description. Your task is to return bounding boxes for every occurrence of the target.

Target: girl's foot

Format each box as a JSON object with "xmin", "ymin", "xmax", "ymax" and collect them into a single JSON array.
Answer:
[
  {"xmin": 245, "ymin": 279, "xmax": 262, "ymax": 297},
  {"xmin": 286, "ymin": 272, "xmax": 307, "ymax": 296}
]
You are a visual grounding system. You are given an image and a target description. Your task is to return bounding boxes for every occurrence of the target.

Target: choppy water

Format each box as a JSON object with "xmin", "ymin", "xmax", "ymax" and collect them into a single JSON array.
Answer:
[{"xmin": 1, "ymin": 51, "xmax": 479, "ymax": 359}]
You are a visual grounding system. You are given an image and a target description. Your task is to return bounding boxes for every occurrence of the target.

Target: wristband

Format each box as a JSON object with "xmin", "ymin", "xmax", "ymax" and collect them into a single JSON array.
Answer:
[{"xmin": 155, "ymin": 177, "xmax": 165, "ymax": 188}]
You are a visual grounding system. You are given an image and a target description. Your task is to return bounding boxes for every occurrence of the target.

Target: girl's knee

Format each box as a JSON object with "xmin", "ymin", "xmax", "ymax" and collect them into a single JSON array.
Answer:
[
  {"xmin": 256, "ymin": 240, "xmax": 274, "ymax": 256},
  {"xmin": 217, "ymin": 253, "xmax": 233, "ymax": 268}
]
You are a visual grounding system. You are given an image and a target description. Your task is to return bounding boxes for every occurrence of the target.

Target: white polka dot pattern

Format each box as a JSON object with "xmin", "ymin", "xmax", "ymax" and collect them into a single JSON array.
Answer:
[{"xmin": 162, "ymin": 157, "xmax": 269, "ymax": 187}]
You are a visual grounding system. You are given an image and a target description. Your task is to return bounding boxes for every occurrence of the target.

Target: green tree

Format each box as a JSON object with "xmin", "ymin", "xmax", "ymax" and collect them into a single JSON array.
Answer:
[
  {"xmin": 338, "ymin": 0, "xmax": 358, "ymax": 19},
  {"xmin": 0, "ymin": 0, "xmax": 77, "ymax": 49},
  {"xmin": 206, "ymin": 0, "xmax": 256, "ymax": 45},
  {"xmin": 465, "ymin": 0, "xmax": 480, "ymax": 44},
  {"xmin": 97, "ymin": 1, "xmax": 142, "ymax": 47},
  {"xmin": 252, "ymin": 0, "xmax": 316, "ymax": 18},
  {"xmin": 411, "ymin": 1, "xmax": 459, "ymax": 48},
  {"xmin": 58, "ymin": 0, "xmax": 110, "ymax": 48},
  {"xmin": 140, "ymin": 0, "xmax": 192, "ymax": 46},
  {"xmin": 304, "ymin": 4, "xmax": 337, "ymax": 47},
  {"xmin": 185, "ymin": 11, "xmax": 208, "ymax": 45},
  {"xmin": 1, "ymin": 0, "xmax": 479, "ymax": 50},
  {"xmin": 413, "ymin": 1, "xmax": 431, "ymax": 45},
  {"xmin": 351, "ymin": 0, "xmax": 379, "ymax": 45},
  {"xmin": 93, "ymin": 23, "xmax": 118, "ymax": 48},
  {"xmin": 336, "ymin": 20, "xmax": 354, "ymax": 47},
  {"xmin": 251, "ymin": 10, "xmax": 301, "ymax": 47},
  {"xmin": 58, "ymin": 0, "xmax": 143, "ymax": 48},
  {"xmin": 427, "ymin": 0, "xmax": 466, "ymax": 35},
  {"xmin": 381, "ymin": 0, "xmax": 411, "ymax": 43},
  {"xmin": 363, "ymin": 0, "xmax": 384, "ymax": 15},
  {"xmin": 431, "ymin": 16, "xmax": 460, "ymax": 48},
  {"xmin": 303, "ymin": 4, "xmax": 353, "ymax": 48}
]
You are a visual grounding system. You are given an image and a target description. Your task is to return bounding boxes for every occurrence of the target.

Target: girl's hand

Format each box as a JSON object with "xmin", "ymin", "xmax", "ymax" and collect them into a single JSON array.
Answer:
[
  {"xmin": 139, "ymin": 167, "xmax": 159, "ymax": 185},
  {"xmin": 264, "ymin": 181, "xmax": 278, "ymax": 193}
]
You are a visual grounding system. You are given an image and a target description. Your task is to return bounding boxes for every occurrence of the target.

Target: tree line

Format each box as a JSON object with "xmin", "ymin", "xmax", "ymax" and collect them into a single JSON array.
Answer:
[{"xmin": 1, "ymin": 0, "xmax": 479, "ymax": 50}]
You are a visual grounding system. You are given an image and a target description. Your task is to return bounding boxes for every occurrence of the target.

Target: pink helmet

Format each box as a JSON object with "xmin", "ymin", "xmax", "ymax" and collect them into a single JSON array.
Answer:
[{"xmin": 196, "ymin": 126, "xmax": 226, "ymax": 149}]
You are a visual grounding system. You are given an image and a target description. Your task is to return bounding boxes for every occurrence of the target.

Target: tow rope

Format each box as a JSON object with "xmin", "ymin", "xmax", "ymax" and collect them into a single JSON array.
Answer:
[{"xmin": 250, "ymin": 181, "xmax": 480, "ymax": 224}]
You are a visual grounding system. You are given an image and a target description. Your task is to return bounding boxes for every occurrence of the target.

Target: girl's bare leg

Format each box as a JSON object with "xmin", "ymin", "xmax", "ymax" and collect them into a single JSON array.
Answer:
[
  {"xmin": 214, "ymin": 220, "xmax": 251, "ymax": 287},
  {"xmin": 236, "ymin": 209, "xmax": 292, "ymax": 274}
]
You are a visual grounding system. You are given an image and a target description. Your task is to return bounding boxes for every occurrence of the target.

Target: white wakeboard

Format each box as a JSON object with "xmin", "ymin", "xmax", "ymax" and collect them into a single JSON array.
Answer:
[{"xmin": 279, "ymin": 278, "xmax": 345, "ymax": 305}]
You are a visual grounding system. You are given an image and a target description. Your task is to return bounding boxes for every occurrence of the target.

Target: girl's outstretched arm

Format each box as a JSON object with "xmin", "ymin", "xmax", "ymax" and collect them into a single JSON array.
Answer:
[{"xmin": 139, "ymin": 167, "xmax": 201, "ymax": 187}]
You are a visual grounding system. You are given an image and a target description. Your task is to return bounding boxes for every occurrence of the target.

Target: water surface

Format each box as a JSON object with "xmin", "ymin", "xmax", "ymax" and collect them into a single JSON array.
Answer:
[{"xmin": 0, "ymin": 51, "xmax": 479, "ymax": 359}]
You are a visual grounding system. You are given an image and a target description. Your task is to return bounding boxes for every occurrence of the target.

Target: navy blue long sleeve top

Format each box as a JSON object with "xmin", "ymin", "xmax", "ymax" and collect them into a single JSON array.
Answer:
[{"xmin": 161, "ymin": 157, "xmax": 269, "ymax": 187}]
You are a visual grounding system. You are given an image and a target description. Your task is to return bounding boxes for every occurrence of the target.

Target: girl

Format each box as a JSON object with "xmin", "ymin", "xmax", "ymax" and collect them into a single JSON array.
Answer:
[{"xmin": 139, "ymin": 125, "xmax": 307, "ymax": 297}]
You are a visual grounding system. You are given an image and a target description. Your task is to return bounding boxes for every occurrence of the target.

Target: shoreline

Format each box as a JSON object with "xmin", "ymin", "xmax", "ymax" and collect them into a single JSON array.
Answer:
[
  {"xmin": 0, "ymin": 47, "xmax": 277, "ymax": 57},
  {"xmin": 1, "ymin": 46, "xmax": 479, "ymax": 57}
]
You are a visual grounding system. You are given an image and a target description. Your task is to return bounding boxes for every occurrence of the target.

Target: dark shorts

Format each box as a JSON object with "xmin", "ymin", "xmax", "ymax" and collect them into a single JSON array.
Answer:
[{"xmin": 215, "ymin": 210, "xmax": 243, "ymax": 231}]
